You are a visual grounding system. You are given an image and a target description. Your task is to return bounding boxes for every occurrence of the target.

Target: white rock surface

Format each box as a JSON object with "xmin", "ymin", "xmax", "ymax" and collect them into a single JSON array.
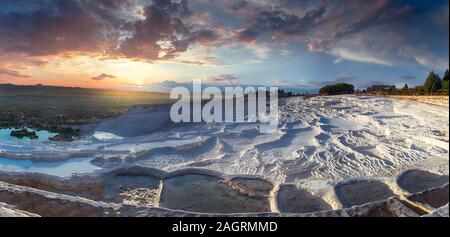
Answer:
[
  {"xmin": 0, "ymin": 96, "xmax": 448, "ymax": 184},
  {"xmin": 424, "ymin": 204, "xmax": 449, "ymax": 217},
  {"xmin": 0, "ymin": 202, "xmax": 40, "ymax": 217}
]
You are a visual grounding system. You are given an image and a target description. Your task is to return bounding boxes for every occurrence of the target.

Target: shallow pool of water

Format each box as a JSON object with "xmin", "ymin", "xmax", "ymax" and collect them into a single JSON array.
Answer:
[
  {"xmin": 0, "ymin": 128, "xmax": 59, "ymax": 142},
  {"xmin": 159, "ymin": 174, "xmax": 271, "ymax": 213},
  {"xmin": 0, "ymin": 157, "xmax": 100, "ymax": 177}
]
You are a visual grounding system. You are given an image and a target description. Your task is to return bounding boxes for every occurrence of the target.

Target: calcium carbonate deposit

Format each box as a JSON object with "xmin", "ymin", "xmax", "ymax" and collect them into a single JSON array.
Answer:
[{"xmin": 0, "ymin": 96, "xmax": 448, "ymax": 185}]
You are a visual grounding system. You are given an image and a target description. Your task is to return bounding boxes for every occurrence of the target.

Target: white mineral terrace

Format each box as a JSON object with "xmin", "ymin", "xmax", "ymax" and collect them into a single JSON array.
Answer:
[{"xmin": 0, "ymin": 95, "xmax": 448, "ymax": 184}]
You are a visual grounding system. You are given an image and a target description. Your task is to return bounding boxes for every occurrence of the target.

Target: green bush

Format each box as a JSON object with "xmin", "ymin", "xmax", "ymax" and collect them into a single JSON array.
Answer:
[
  {"xmin": 400, "ymin": 84, "xmax": 409, "ymax": 94},
  {"xmin": 319, "ymin": 83, "xmax": 355, "ymax": 95},
  {"xmin": 413, "ymin": 86, "xmax": 426, "ymax": 95}
]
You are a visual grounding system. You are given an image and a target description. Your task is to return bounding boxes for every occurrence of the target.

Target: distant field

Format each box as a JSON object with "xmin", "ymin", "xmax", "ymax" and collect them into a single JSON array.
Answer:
[
  {"xmin": 0, "ymin": 84, "xmax": 170, "ymax": 127},
  {"xmin": 0, "ymin": 94, "xmax": 169, "ymax": 110},
  {"xmin": 0, "ymin": 84, "xmax": 170, "ymax": 110}
]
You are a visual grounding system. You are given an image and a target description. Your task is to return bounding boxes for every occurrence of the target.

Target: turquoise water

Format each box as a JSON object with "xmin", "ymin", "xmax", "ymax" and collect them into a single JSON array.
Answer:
[
  {"xmin": 0, "ymin": 128, "xmax": 99, "ymax": 177},
  {"xmin": 0, "ymin": 128, "xmax": 59, "ymax": 142},
  {"xmin": 0, "ymin": 157, "xmax": 100, "ymax": 177}
]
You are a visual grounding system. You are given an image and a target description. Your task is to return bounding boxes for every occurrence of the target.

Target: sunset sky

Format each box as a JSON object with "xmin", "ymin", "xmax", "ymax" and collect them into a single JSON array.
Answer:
[{"xmin": 0, "ymin": 0, "xmax": 448, "ymax": 92}]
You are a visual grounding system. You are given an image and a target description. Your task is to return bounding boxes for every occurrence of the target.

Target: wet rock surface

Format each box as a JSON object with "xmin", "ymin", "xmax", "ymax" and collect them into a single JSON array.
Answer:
[
  {"xmin": 397, "ymin": 170, "xmax": 449, "ymax": 193},
  {"xmin": 335, "ymin": 180, "xmax": 396, "ymax": 208},
  {"xmin": 0, "ymin": 167, "xmax": 162, "ymax": 208},
  {"xmin": 220, "ymin": 177, "xmax": 274, "ymax": 200},
  {"xmin": 0, "ymin": 172, "xmax": 103, "ymax": 199},
  {"xmin": 277, "ymin": 184, "xmax": 332, "ymax": 213},
  {"xmin": 0, "ymin": 181, "xmax": 121, "ymax": 217},
  {"xmin": 0, "ymin": 168, "xmax": 448, "ymax": 217},
  {"xmin": 159, "ymin": 174, "xmax": 271, "ymax": 213},
  {"xmin": 10, "ymin": 128, "xmax": 38, "ymax": 140},
  {"xmin": 344, "ymin": 197, "xmax": 426, "ymax": 217},
  {"xmin": 49, "ymin": 134, "xmax": 74, "ymax": 142},
  {"xmin": 0, "ymin": 179, "xmax": 448, "ymax": 217},
  {"xmin": 287, "ymin": 209, "xmax": 349, "ymax": 217},
  {"xmin": 407, "ymin": 184, "xmax": 449, "ymax": 209}
]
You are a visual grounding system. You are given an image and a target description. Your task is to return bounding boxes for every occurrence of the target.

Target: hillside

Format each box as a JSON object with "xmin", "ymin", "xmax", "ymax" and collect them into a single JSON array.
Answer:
[{"xmin": 0, "ymin": 84, "xmax": 168, "ymax": 99}]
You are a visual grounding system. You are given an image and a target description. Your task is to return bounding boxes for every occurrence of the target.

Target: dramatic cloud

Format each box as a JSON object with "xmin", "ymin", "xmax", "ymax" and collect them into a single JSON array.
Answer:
[
  {"xmin": 0, "ymin": 0, "xmax": 219, "ymax": 61},
  {"xmin": 233, "ymin": 0, "xmax": 447, "ymax": 69},
  {"xmin": 0, "ymin": 0, "xmax": 108, "ymax": 56},
  {"xmin": 235, "ymin": 6, "xmax": 326, "ymax": 43},
  {"xmin": 111, "ymin": 0, "xmax": 222, "ymax": 61},
  {"xmin": 91, "ymin": 73, "xmax": 116, "ymax": 81},
  {"xmin": 0, "ymin": 0, "xmax": 448, "ymax": 90},
  {"xmin": 234, "ymin": 0, "xmax": 412, "ymax": 45},
  {"xmin": 0, "ymin": 0, "xmax": 447, "ymax": 67}
]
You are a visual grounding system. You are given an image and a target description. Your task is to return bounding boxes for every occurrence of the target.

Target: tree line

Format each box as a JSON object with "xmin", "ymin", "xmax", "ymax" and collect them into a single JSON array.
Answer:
[
  {"xmin": 318, "ymin": 69, "xmax": 449, "ymax": 96},
  {"xmin": 319, "ymin": 83, "xmax": 355, "ymax": 95},
  {"xmin": 400, "ymin": 69, "xmax": 449, "ymax": 95}
]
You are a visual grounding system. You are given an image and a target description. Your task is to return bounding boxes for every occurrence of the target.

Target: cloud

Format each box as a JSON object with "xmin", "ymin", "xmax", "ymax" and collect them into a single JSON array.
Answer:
[
  {"xmin": 202, "ymin": 74, "xmax": 239, "ymax": 85},
  {"xmin": 0, "ymin": 68, "xmax": 30, "ymax": 78},
  {"xmin": 0, "ymin": 0, "xmax": 108, "ymax": 56},
  {"xmin": 233, "ymin": 0, "xmax": 447, "ymax": 68},
  {"xmin": 334, "ymin": 58, "xmax": 345, "ymax": 64},
  {"xmin": 174, "ymin": 57, "xmax": 228, "ymax": 66},
  {"xmin": 0, "ymin": 0, "xmax": 220, "ymax": 62},
  {"xmin": 0, "ymin": 0, "xmax": 447, "ymax": 76},
  {"xmin": 234, "ymin": 6, "xmax": 326, "ymax": 43},
  {"xmin": 401, "ymin": 75, "xmax": 417, "ymax": 81},
  {"xmin": 145, "ymin": 80, "xmax": 192, "ymax": 92},
  {"xmin": 332, "ymin": 76, "xmax": 360, "ymax": 83},
  {"xmin": 113, "ymin": 0, "xmax": 220, "ymax": 61},
  {"xmin": 271, "ymin": 79, "xmax": 322, "ymax": 89},
  {"xmin": 330, "ymin": 45, "xmax": 395, "ymax": 66},
  {"xmin": 147, "ymin": 74, "xmax": 241, "ymax": 92},
  {"xmin": 230, "ymin": 1, "xmax": 249, "ymax": 12},
  {"xmin": 408, "ymin": 46, "xmax": 449, "ymax": 70},
  {"xmin": 91, "ymin": 73, "xmax": 116, "ymax": 81}
]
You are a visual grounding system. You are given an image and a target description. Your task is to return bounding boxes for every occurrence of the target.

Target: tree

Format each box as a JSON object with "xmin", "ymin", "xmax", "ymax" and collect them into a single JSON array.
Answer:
[
  {"xmin": 443, "ymin": 81, "xmax": 449, "ymax": 92},
  {"xmin": 319, "ymin": 83, "xmax": 355, "ymax": 95},
  {"xmin": 443, "ymin": 69, "xmax": 449, "ymax": 82},
  {"xmin": 424, "ymin": 71, "xmax": 442, "ymax": 93},
  {"xmin": 278, "ymin": 89, "xmax": 297, "ymax": 98},
  {"xmin": 401, "ymin": 84, "xmax": 409, "ymax": 94},
  {"xmin": 442, "ymin": 70, "xmax": 449, "ymax": 92}
]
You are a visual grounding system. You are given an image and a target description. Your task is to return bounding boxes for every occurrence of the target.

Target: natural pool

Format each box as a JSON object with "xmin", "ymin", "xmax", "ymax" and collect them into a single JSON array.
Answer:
[
  {"xmin": 0, "ymin": 157, "xmax": 101, "ymax": 177},
  {"xmin": 0, "ymin": 128, "xmax": 59, "ymax": 142}
]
